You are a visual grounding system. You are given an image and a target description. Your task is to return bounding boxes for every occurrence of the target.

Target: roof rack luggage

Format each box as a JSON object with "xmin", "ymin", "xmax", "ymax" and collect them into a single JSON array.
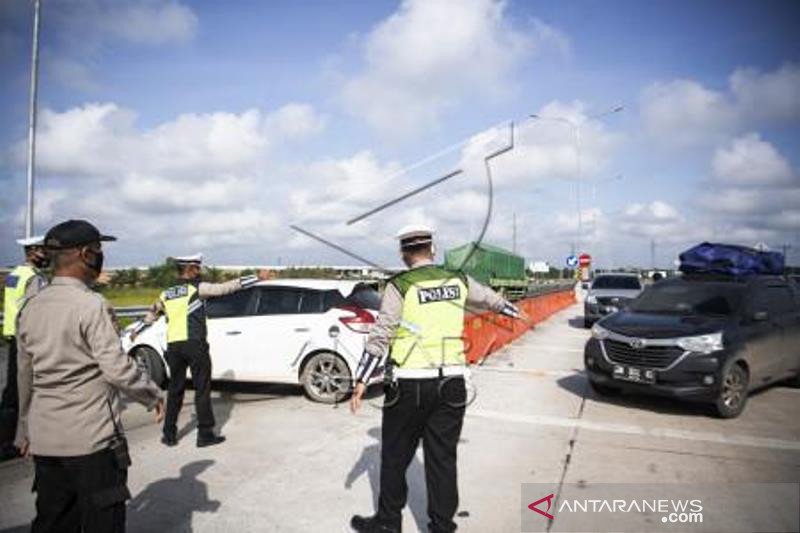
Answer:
[{"xmin": 679, "ymin": 242, "xmax": 784, "ymax": 276}]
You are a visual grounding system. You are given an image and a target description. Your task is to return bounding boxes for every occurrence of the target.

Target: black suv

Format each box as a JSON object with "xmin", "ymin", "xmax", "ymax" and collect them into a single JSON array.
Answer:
[{"xmin": 584, "ymin": 275, "xmax": 800, "ymax": 417}]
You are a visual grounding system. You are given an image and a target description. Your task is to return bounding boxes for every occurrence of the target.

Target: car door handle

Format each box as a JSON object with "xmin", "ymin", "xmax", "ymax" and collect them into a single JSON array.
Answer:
[
  {"xmin": 294, "ymin": 327, "xmax": 310, "ymax": 332},
  {"xmin": 226, "ymin": 331, "xmax": 242, "ymax": 336}
]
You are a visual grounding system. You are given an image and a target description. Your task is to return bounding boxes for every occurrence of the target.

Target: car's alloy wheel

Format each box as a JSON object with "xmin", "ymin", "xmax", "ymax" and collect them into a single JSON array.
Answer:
[
  {"xmin": 301, "ymin": 352, "xmax": 350, "ymax": 403},
  {"xmin": 133, "ymin": 346, "xmax": 168, "ymax": 390},
  {"xmin": 714, "ymin": 364, "xmax": 748, "ymax": 418}
]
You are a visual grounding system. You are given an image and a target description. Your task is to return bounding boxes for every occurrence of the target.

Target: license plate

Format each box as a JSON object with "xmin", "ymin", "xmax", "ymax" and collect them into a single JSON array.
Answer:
[{"xmin": 612, "ymin": 364, "xmax": 656, "ymax": 384}]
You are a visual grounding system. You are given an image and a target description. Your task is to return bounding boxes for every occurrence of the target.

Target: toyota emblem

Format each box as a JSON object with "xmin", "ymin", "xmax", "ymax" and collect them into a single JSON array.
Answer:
[{"xmin": 629, "ymin": 338, "xmax": 647, "ymax": 349}]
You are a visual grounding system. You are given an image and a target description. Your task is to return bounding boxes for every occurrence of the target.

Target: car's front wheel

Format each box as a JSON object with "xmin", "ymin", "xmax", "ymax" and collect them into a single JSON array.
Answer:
[
  {"xmin": 132, "ymin": 346, "xmax": 168, "ymax": 390},
  {"xmin": 713, "ymin": 363, "xmax": 749, "ymax": 418},
  {"xmin": 300, "ymin": 352, "xmax": 351, "ymax": 403}
]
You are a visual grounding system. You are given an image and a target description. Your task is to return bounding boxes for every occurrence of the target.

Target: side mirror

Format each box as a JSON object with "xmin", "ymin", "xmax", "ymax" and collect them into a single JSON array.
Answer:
[
  {"xmin": 581, "ymin": 282, "xmax": 590, "ymax": 290},
  {"xmin": 752, "ymin": 310, "xmax": 769, "ymax": 322}
]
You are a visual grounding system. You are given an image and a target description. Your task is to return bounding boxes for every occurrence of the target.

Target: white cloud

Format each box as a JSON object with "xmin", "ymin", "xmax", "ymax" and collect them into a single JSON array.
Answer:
[
  {"xmin": 698, "ymin": 134, "xmax": 800, "ymax": 242},
  {"xmin": 730, "ymin": 63, "xmax": 800, "ymax": 123},
  {"xmin": 53, "ymin": 0, "xmax": 198, "ymax": 48},
  {"xmin": 5, "ymin": 101, "xmax": 325, "ymax": 261},
  {"xmin": 342, "ymin": 0, "xmax": 566, "ymax": 136},
  {"xmin": 640, "ymin": 79, "xmax": 735, "ymax": 146},
  {"xmin": 711, "ymin": 132, "xmax": 794, "ymax": 186},
  {"xmin": 458, "ymin": 100, "xmax": 622, "ymax": 187},
  {"xmin": 640, "ymin": 63, "xmax": 800, "ymax": 146},
  {"xmin": 17, "ymin": 102, "xmax": 325, "ymax": 181}
]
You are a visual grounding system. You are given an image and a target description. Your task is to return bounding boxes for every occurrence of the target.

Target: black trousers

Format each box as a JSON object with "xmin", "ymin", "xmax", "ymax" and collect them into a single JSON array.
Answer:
[
  {"xmin": 163, "ymin": 340, "xmax": 215, "ymax": 437},
  {"xmin": 32, "ymin": 449, "xmax": 130, "ymax": 533},
  {"xmin": 378, "ymin": 377, "xmax": 466, "ymax": 533},
  {"xmin": 1, "ymin": 337, "xmax": 18, "ymax": 410}
]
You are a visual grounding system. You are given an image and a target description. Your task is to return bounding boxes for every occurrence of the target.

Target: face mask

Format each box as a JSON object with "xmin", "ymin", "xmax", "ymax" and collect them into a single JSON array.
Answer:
[
  {"xmin": 82, "ymin": 248, "xmax": 104, "ymax": 275},
  {"xmin": 30, "ymin": 250, "xmax": 50, "ymax": 269}
]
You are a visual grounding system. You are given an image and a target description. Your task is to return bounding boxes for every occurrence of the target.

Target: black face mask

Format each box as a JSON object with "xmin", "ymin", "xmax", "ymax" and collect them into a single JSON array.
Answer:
[
  {"xmin": 30, "ymin": 251, "xmax": 50, "ymax": 269},
  {"xmin": 82, "ymin": 248, "xmax": 104, "ymax": 274}
]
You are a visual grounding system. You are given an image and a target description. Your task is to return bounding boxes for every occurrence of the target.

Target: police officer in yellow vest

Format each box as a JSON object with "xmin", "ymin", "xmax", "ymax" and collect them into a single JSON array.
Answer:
[
  {"xmin": 1, "ymin": 236, "xmax": 49, "ymax": 459},
  {"xmin": 136, "ymin": 254, "xmax": 264, "ymax": 447},
  {"xmin": 350, "ymin": 225, "xmax": 526, "ymax": 533}
]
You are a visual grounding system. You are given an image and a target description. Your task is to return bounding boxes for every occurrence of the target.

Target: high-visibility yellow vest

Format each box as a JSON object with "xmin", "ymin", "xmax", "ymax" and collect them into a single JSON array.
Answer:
[
  {"xmin": 160, "ymin": 283, "xmax": 204, "ymax": 344},
  {"xmin": 389, "ymin": 266, "xmax": 468, "ymax": 369},
  {"xmin": 3, "ymin": 265, "xmax": 37, "ymax": 337}
]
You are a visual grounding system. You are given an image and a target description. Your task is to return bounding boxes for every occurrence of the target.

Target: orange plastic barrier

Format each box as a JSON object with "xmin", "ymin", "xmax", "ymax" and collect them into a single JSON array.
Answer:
[{"xmin": 463, "ymin": 289, "xmax": 576, "ymax": 363}]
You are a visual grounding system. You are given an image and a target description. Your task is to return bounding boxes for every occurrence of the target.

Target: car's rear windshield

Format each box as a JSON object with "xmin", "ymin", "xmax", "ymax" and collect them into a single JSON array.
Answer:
[
  {"xmin": 629, "ymin": 281, "xmax": 746, "ymax": 316},
  {"xmin": 346, "ymin": 287, "xmax": 381, "ymax": 310},
  {"xmin": 591, "ymin": 276, "xmax": 641, "ymax": 290}
]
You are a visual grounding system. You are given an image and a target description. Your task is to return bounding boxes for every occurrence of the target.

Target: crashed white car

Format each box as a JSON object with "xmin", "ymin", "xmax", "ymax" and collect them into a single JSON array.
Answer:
[{"xmin": 121, "ymin": 279, "xmax": 380, "ymax": 403}]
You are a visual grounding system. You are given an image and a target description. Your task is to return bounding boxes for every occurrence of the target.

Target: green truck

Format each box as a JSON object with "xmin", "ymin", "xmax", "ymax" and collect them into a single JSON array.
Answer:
[{"xmin": 444, "ymin": 242, "xmax": 528, "ymax": 299}]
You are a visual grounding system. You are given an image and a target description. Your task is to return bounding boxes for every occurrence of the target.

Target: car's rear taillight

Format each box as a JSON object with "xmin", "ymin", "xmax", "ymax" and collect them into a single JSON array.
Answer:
[{"xmin": 338, "ymin": 305, "xmax": 376, "ymax": 333}]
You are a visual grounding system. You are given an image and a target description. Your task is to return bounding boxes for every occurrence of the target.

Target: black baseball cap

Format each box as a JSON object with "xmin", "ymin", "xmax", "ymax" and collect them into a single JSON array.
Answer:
[{"xmin": 44, "ymin": 219, "xmax": 117, "ymax": 249}]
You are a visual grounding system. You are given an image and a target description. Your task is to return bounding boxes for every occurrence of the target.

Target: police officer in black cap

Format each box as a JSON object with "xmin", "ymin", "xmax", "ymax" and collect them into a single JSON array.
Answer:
[{"xmin": 16, "ymin": 220, "xmax": 163, "ymax": 532}]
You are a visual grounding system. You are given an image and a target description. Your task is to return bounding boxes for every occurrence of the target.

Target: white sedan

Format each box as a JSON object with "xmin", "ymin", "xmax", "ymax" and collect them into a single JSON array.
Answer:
[{"xmin": 122, "ymin": 279, "xmax": 381, "ymax": 403}]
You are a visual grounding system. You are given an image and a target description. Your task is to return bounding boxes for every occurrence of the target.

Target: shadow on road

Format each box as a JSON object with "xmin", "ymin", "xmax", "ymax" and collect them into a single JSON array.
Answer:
[
  {"xmin": 0, "ymin": 526, "xmax": 29, "ymax": 533},
  {"xmin": 128, "ymin": 459, "xmax": 219, "ymax": 533},
  {"xmin": 556, "ymin": 372, "xmax": 712, "ymax": 417},
  {"xmin": 176, "ymin": 373, "xmax": 303, "ymax": 440},
  {"xmin": 567, "ymin": 316, "xmax": 587, "ymax": 330},
  {"xmin": 345, "ymin": 427, "xmax": 427, "ymax": 532}
]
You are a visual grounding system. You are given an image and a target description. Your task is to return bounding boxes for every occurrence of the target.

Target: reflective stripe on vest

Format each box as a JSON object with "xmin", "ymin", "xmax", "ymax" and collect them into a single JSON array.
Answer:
[
  {"xmin": 389, "ymin": 267, "xmax": 468, "ymax": 369},
  {"xmin": 3, "ymin": 265, "xmax": 36, "ymax": 337},
  {"xmin": 160, "ymin": 284, "xmax": 200, "ymax": 344}
]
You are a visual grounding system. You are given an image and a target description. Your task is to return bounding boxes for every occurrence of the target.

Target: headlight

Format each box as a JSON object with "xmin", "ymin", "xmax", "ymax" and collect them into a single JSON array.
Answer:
[
  {"xmin": 586, "ymin": 295, "xmax": 597, "ymax": 304},
  {"xmin": 591, "ymin": 323, "xmax": 610, "ymax": 340},
  {"xmin": 677, "ymin": 332, "xmax": 723, "ymax": 354}
]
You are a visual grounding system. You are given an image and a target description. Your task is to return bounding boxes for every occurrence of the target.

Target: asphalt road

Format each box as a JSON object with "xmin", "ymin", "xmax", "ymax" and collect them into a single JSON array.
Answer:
[{"xmin": 0, "ymin": 304, "xmax": 798, "ymax": 532}]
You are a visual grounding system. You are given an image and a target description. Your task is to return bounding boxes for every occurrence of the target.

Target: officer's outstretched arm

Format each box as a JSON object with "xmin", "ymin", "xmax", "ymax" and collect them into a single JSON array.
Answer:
[
  {"xmin": 465, "ymin": 276, "xmax": 528, "ymax": 323},
  {"xmin": 197, "ymin": 274, "xmax": 260, "ymax": 299}
]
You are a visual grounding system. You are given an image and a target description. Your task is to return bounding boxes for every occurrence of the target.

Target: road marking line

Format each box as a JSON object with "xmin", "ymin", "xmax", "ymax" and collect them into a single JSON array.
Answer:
[
  {"xmin": 467, "ymin": 408, "xmax": 800, "ymax": 452},
  {"xmin": 475, "ymin": 367, "xmax": 583, "ymax": 378},
  {"xmin": 515, "ymin": 345, "xmax": 585, "ymax": 353}
]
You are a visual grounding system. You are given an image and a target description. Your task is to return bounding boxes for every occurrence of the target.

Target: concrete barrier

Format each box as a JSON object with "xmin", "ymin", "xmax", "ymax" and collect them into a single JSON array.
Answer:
[{"xmin": 464, "ymin": 289, "xmax": 576, "ymax": 363}]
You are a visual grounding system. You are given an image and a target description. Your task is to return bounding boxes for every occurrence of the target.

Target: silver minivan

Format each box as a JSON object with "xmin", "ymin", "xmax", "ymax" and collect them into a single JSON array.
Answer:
[{"xmin": 584, "ymin": 273, "xmax": 643, "ymax": 327}]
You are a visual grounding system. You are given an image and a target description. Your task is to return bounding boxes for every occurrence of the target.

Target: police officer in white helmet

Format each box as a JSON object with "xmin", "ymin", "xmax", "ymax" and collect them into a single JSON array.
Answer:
[
  {"xmin": 350, "ymin": 225, "xmax": 526, "ymax": 533},
  {"xmin": 1, "ymin": 236, "xmax": 49, "ymax": 459}
]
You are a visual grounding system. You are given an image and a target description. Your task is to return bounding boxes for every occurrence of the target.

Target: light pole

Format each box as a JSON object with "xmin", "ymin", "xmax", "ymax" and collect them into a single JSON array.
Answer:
[
  {"xmin": 530, "ymin": 105, "xmax": 623, "ymax": 255},
  {"xmin": 25, "ymin": 0, "xmax": 42, "ymax": 238}
]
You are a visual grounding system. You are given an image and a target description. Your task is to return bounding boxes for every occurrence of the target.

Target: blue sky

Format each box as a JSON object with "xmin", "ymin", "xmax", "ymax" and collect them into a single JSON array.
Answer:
[{"xmin": 1, "ymin": 0, "xmax": 798, "ymax": 269}]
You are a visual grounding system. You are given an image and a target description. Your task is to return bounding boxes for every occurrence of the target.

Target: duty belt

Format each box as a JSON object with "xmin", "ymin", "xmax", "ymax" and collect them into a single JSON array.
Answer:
[{"xmin": 393, "ymin": 366, "xmax": 469, "ymax": 379}]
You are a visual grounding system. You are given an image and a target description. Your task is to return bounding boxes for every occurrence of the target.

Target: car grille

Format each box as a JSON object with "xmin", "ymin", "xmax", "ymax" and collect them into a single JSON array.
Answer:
[
  {"xmin": 602, "ymin": 339, "xmax": 683, "ymax": 369},
  {"xmin": 596, "ymin": 296, "xmax": 629, "ymax": 306}
]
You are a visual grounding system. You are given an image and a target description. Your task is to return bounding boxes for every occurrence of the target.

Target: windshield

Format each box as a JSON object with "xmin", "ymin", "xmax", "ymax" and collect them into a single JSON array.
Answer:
[
  {"xmin": 591, "ymin": 276, "xmax": 641, "ymax": 290},
  {"xmin": 346, "ymin": 287, "xmax": 381, "ymax": 310},
  {"xmin": 629, "ymin": 281, "xmax": 745, "ymax": 316}
]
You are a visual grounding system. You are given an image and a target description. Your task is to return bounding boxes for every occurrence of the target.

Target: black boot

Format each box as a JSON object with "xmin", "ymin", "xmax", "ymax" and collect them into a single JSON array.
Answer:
[
  {"xmin": 197, "ymin": 430, "xmax": 225, "ymax": 448},
  {"xmin": 350, "ymin": 514, "xmax": 400, "ymax": 533},
  {"xmin": 161, "ymin": 433, "xmax": 177, "ymax": 447}
]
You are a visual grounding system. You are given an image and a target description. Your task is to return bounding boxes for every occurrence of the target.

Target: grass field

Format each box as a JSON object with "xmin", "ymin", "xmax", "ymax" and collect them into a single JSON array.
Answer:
[{"xmin": 100, "ymin": 287, "xmax": 161, "ymax": 308}]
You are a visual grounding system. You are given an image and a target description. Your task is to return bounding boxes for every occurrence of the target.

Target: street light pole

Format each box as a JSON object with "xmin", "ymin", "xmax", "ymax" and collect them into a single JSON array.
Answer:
[
  {"xmin": 530, "ymin": 106, "xmax": 623, "ymax": 255},
  {"xmin": 25, "ymin": 0, "xmax": 42, "ymax": 239}
]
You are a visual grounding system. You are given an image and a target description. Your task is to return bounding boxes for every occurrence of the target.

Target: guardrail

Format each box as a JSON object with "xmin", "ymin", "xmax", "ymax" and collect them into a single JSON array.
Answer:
[
  {"xmin": 1, "ymin": 283, "xmax": 577, "ymax": 325},
  {"xmin": 0, "ymin": 305, "xmax": 150, "ymax": 327}
]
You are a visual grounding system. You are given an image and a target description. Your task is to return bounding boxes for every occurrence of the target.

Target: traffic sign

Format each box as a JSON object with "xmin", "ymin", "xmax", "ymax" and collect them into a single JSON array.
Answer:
[
  {"xmin": 579, "ymin": 253, "xmax": 592, "ymax": 267},
  {"xmin": 566, "ymin": 255, "xmax": 578, "ymax": 267}
]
